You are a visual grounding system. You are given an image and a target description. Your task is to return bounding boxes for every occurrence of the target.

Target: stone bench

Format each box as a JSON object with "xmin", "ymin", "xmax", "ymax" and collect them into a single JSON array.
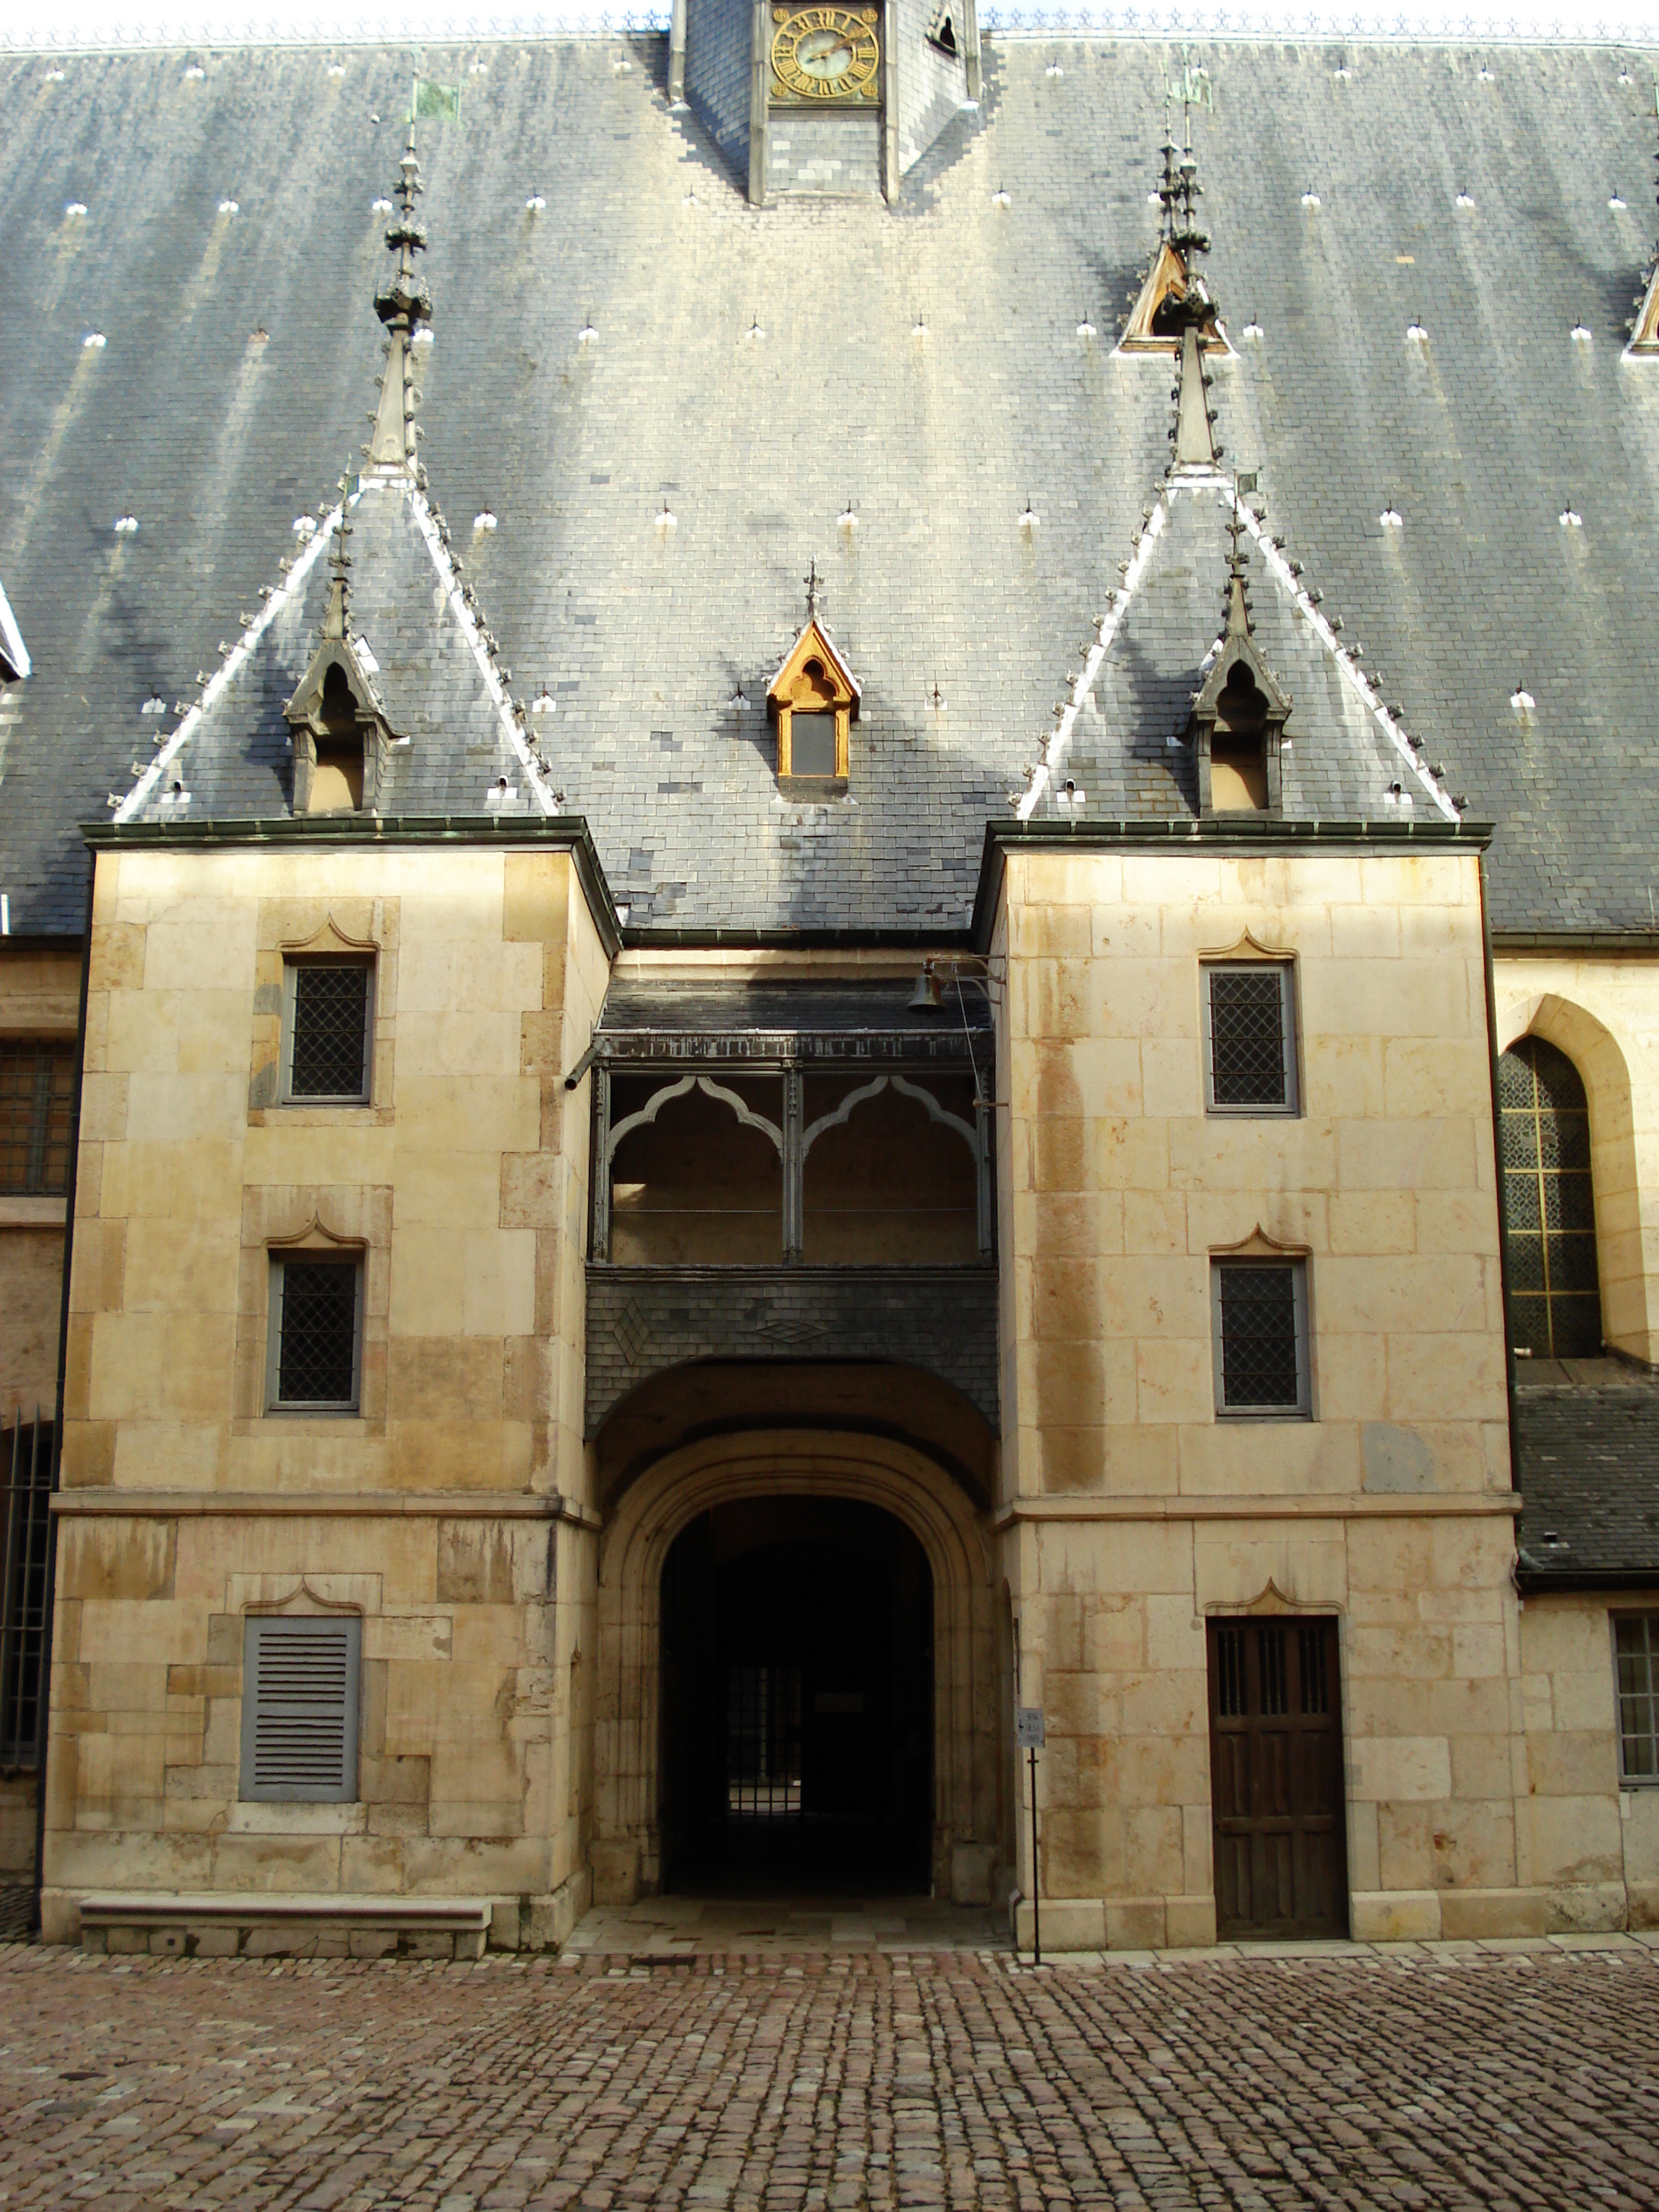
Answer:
[{"xmin": 78, "ymin": 1892, "xmax": 490, "ymax": 1961}]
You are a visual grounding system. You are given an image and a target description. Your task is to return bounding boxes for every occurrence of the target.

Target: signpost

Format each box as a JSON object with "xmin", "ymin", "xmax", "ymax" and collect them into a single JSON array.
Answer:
[{"xmin": 1015, "ymin": 1706, "xmax": 1045, "ymax": 1965}]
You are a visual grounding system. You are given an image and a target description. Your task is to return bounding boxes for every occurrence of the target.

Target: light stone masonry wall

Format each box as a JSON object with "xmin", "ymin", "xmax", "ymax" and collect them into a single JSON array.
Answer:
[
  {"xmin": 1493, "ymin": 952, "xmax": 1659, "ymax": 1366},
  {"xmin": 40, "ymin": 843, "xmax": 610, "ymax": 1943},
  {"xmin": 1519, "ymin": 1591, "xmax": 1659, "ymax": 1933},
  {"xmin": 992, "ymin": 846, "xmax": 1611, "ymax": 1946}
]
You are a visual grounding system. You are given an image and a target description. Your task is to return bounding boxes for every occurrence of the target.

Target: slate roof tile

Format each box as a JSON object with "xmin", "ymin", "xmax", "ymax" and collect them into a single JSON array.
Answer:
[{"xmin": 0, "ymin": 40, "xmax": 1655, "ymax": 931}]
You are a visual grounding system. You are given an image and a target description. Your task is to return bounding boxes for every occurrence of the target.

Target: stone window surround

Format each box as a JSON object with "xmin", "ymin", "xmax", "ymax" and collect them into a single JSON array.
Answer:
[
  {"xmin": 248, "ymin": 900, "xmax": 400, "ymax": 1125},
  {"xmin": 1199, "ymin": 935, "xmax": 1301, "ymax": 1118},
  {"xmin": 1209, "ymin": 1229, "xmax": 1315, "ymax": 1421},
  {"xmin": 265, "ymin": 1248, "xmax": 365, "ymax": 1415},
  {"xmin": 233, "ymin": 1186, "xmax": 392, "ymax": 1434},
  {"xmin": 210, "ymin": 1576, "xmax": 389, "ymax": 1840}
]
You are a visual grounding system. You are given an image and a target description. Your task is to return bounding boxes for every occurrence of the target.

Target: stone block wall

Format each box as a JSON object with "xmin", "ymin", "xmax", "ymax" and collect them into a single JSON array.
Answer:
[
  {"xmin": 993, "ymin": 844, "xmax": 1557, "ymax": 1943},
  {"xmin": 40, "ymin": 842, "xmax": 611, "ymax": 1938},
  {"xmin": 1519, "ymin": 1591, "xmax": 1659, "ymax": 1932}
]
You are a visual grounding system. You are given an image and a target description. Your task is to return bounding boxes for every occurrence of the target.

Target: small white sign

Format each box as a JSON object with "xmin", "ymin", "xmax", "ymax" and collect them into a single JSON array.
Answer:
[{"xmin": 1015, "ymin": 1707, "xmax": 1045, "ymax": 1749}]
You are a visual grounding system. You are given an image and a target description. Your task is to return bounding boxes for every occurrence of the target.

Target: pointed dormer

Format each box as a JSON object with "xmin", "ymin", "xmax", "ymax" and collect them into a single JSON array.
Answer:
[
  {"xmin": 767, "ymin": 563, "xmax": 860, "ymax": 788},
  {"xmin": 1190, "ymin": 503, "xmax": 1292, "ymax": 814},
  {"xmin": 282, "ymin": 491, "xmax": 403, "ymax": 813},
  {"xmin": 1119, "ymin": 129, "xmax": 1225, "ymax": 358},
  {"xmin": 367, "ymin": 135, "xmax": 431, "ymax": 471}
]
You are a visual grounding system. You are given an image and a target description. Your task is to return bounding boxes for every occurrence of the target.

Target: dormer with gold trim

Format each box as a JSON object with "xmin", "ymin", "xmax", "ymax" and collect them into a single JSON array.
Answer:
[
  {"xmin": 1118, "ymin": 132, "xmax": 1227, "ymax": 358},
  {"xmin": 767, "ymin": 572, "xmax": 860, "ymax": 791}
]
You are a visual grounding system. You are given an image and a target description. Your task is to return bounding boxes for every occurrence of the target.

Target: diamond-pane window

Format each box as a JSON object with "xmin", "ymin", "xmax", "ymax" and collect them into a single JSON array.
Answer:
[
  {"xmin": 269, "ymin": 1258, "xmax": 361, "ymax": 1411},
  {"xmin": 1213, "ymin": 1259, "xmax": 1310, "ymax": 1416},
  {"xmin": 1614, "ymin": 1616, "xmax": 1659, "ymax": 1785},
  {"xmin": 1204, "ymin": 964, "xmax": 1296, "ymax": 1112},
  {"xmin": 0, "ymin": 1041, "xmax": 75, "ymax": 1194},
  {"xmin": 1498, "ymin": 1036, "xmax": 1601, "ymax": 1359},
  {"xmin": 284, "ymin": 960, "xmax": 372, "ymax": 1102}
]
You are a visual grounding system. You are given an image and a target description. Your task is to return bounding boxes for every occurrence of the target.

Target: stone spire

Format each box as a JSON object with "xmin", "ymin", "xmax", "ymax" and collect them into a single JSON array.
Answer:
[
  {"xmin": 1165, "ymin": 118, "xmax": 1221, "ymax": 469},
  {"xmin": 321, "ymin": 474, "xmax": 354, "ymax": 639},
  {"xmin": 1222, "ymin": 499, "xmax": 1251, "ymax": 640},
  {"xmin": 367, "ymin": 135, "xmax": 431, "ymax": 472}
]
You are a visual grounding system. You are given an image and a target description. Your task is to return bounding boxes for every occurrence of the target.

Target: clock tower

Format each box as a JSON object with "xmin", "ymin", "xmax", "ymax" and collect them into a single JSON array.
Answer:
[{"xmin": 672, "ymin": 0, "xmax": 978, "ymax": 206}]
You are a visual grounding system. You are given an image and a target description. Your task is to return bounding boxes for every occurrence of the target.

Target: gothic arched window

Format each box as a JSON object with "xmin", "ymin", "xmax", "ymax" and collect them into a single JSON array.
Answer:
[{"xmin": 1498, "ymin": 1035, "xmax": 1602, "ymax": 1359}]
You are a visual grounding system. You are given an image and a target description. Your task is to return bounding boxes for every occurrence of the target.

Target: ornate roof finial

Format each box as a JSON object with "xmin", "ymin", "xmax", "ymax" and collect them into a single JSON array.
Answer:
[
  {"xmin": 368, "ymin": 131, "xmax": 431, "ymax": 472},
  {"xmin": 1223, "ymin": 493, "xmax": 1253, "ymax": 639},
  {"xmin": 323, "ymin": 468, "xmax": 354, "ymax": 641},
  {"xmin": 804, "ymin": 557, "xmax": 821, "ymax": 618}
]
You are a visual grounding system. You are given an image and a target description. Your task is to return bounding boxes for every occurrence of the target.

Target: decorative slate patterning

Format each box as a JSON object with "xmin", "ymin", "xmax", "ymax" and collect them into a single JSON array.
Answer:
[
  {"xmin": 585, "ymin": 1263, "xmax": 999, "ymax": 1435},
  {"xmin": 0, "ymin": 45, "xmax": 1656, "ymax": 930}
]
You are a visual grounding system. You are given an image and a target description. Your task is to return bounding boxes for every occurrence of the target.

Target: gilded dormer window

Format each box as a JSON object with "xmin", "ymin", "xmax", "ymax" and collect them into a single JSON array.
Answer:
[{"xmin": 767, "ymin": 587, "xmax": 860, "ymax": 790}]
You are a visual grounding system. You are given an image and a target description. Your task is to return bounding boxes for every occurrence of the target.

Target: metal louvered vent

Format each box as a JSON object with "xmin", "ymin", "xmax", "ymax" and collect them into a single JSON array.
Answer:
[
  {"xmin": 240, "ymin": 1615, "xmax": 360, "ymax": 1802},
  {"xmin": 273, "ymin": 1261, "xmax": 360, "ymax": 1408},
  {"xmin": 287, "ymin": 961, "xmax": 372, "ymax": 1100},
  {"xmin": 1215, "ymin": 1260, "xmax": 1307, "ymax": 1413},
  {"xmin": 1206, "ymin": 966, "xmax": 1292, "ymax": 1110}
]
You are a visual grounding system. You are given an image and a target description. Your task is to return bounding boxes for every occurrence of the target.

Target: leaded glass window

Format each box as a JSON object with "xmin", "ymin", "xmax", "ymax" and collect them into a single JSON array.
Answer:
[
  {"xmin": 283, "ymin": 960, "xmax": 372, "ymax": 1103},
  {"xmin": 1204, "ymin": 964, "xmax": 1297, "ymax": 1112},
  {"xmin": 1498, "ymin": 1037, "xmax": 1601, "ymax": 1359},
  {"xmin": 1614, "ymin": 1615, "xmax": 1659, "ymax": 1785},
  {"xmin": 268, "ymin": 1258, "xmax": 361, "ymax": 1412},
  {"xmin": 1213, "ymin": 1259, "xmax": 1310, "ymax": 1416},
  {"xmin": 0, "ymin": 1041, "xmax": 74, "ymax": 1194}
]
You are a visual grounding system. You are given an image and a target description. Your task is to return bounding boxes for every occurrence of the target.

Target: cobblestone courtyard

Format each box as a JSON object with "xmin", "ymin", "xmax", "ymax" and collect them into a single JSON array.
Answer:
[{"xmin": 3, "ymin": 1938, "xmax": 1658, "ymax": 2211}]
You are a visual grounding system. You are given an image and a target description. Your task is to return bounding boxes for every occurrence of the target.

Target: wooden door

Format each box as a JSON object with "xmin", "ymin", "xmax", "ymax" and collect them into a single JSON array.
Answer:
[{"xmin": 1207, "ymin": 1617, "xmax": 1348, "ymax": 1939}]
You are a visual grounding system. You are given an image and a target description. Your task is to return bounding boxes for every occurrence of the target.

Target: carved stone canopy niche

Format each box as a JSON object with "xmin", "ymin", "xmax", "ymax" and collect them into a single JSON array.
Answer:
[
  {"xmin": 282, "ymin": 637, "xmax": 400, "ymax": 816},
  {"xmin": 1190, "ymin": 611, "xmax": 1292, "ymax": 817},
  {"xmin": 767, "ymin": 614, "xmax": 860, "ymax": 788}
]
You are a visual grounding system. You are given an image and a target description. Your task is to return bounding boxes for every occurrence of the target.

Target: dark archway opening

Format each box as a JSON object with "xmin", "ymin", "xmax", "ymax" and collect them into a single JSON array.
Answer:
[{"xmin": 660, "ymin": 1496, "xmax": 933, "ymax": 1895}]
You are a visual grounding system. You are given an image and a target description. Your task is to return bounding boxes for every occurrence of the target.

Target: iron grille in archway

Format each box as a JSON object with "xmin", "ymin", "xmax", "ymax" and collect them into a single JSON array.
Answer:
[{"xmin": 1498, "ymin": 1036, "xmax": 1602, "ymax": 1359}]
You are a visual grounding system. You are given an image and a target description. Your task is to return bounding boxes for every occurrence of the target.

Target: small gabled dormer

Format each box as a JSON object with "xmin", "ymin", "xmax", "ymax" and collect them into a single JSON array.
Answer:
[
  {"xmin": 1190, "ymin": 521, "xmax": 1292, "ymax": 814},
  {"xmin": 282, "ymin": 506, "xmax": 400, "ymax": 814},
  {"xmin": 767, "ymin": 568, "xmax": 860, "ymax": 792}
]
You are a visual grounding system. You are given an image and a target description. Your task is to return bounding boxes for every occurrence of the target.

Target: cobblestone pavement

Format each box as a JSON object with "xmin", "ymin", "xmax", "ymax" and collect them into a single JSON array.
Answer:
[{"xmin": 3, "ymin": 1939, "xmax": 1659, "ymax": 2211}]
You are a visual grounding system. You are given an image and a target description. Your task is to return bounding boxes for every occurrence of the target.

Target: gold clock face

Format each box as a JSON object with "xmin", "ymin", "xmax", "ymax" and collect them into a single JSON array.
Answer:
[{"xmin": 770, "ymin": 5, "xmax": 880, "ymax": 102}]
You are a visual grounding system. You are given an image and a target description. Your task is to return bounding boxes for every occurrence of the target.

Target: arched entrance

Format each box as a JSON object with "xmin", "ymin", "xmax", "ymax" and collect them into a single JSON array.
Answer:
[
  {"xmin": 660, "ymin": 1497, "xmax": 933, "ymax": 1893},
  {"xmin": 590, "ymin": 1431, "xmax": 1002, "ymax": 1907}
]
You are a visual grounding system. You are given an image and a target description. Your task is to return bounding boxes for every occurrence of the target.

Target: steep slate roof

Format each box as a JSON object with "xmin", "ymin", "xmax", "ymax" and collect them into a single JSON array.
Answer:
[
  {"xmin": 1061, "ymin": 476, "xmax": 1449, "ymax": 821},
  {"xmin": 122, "ymin": 477, "xmax": 547, "ymax": 824},
  {"xmin": 1, "ymin": 39, "xmax": 1658, "ymax": 931},
  {"xmin": 1514, "ymin": 1365, "xmax": 1659, "ymax": 1590}
]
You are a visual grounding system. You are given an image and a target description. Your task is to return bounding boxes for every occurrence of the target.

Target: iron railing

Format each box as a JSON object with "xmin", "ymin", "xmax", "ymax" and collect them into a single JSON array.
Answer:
[{"xmin": 0, "ymin": 1413, "xmax": 54, "ymax": 1772}]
